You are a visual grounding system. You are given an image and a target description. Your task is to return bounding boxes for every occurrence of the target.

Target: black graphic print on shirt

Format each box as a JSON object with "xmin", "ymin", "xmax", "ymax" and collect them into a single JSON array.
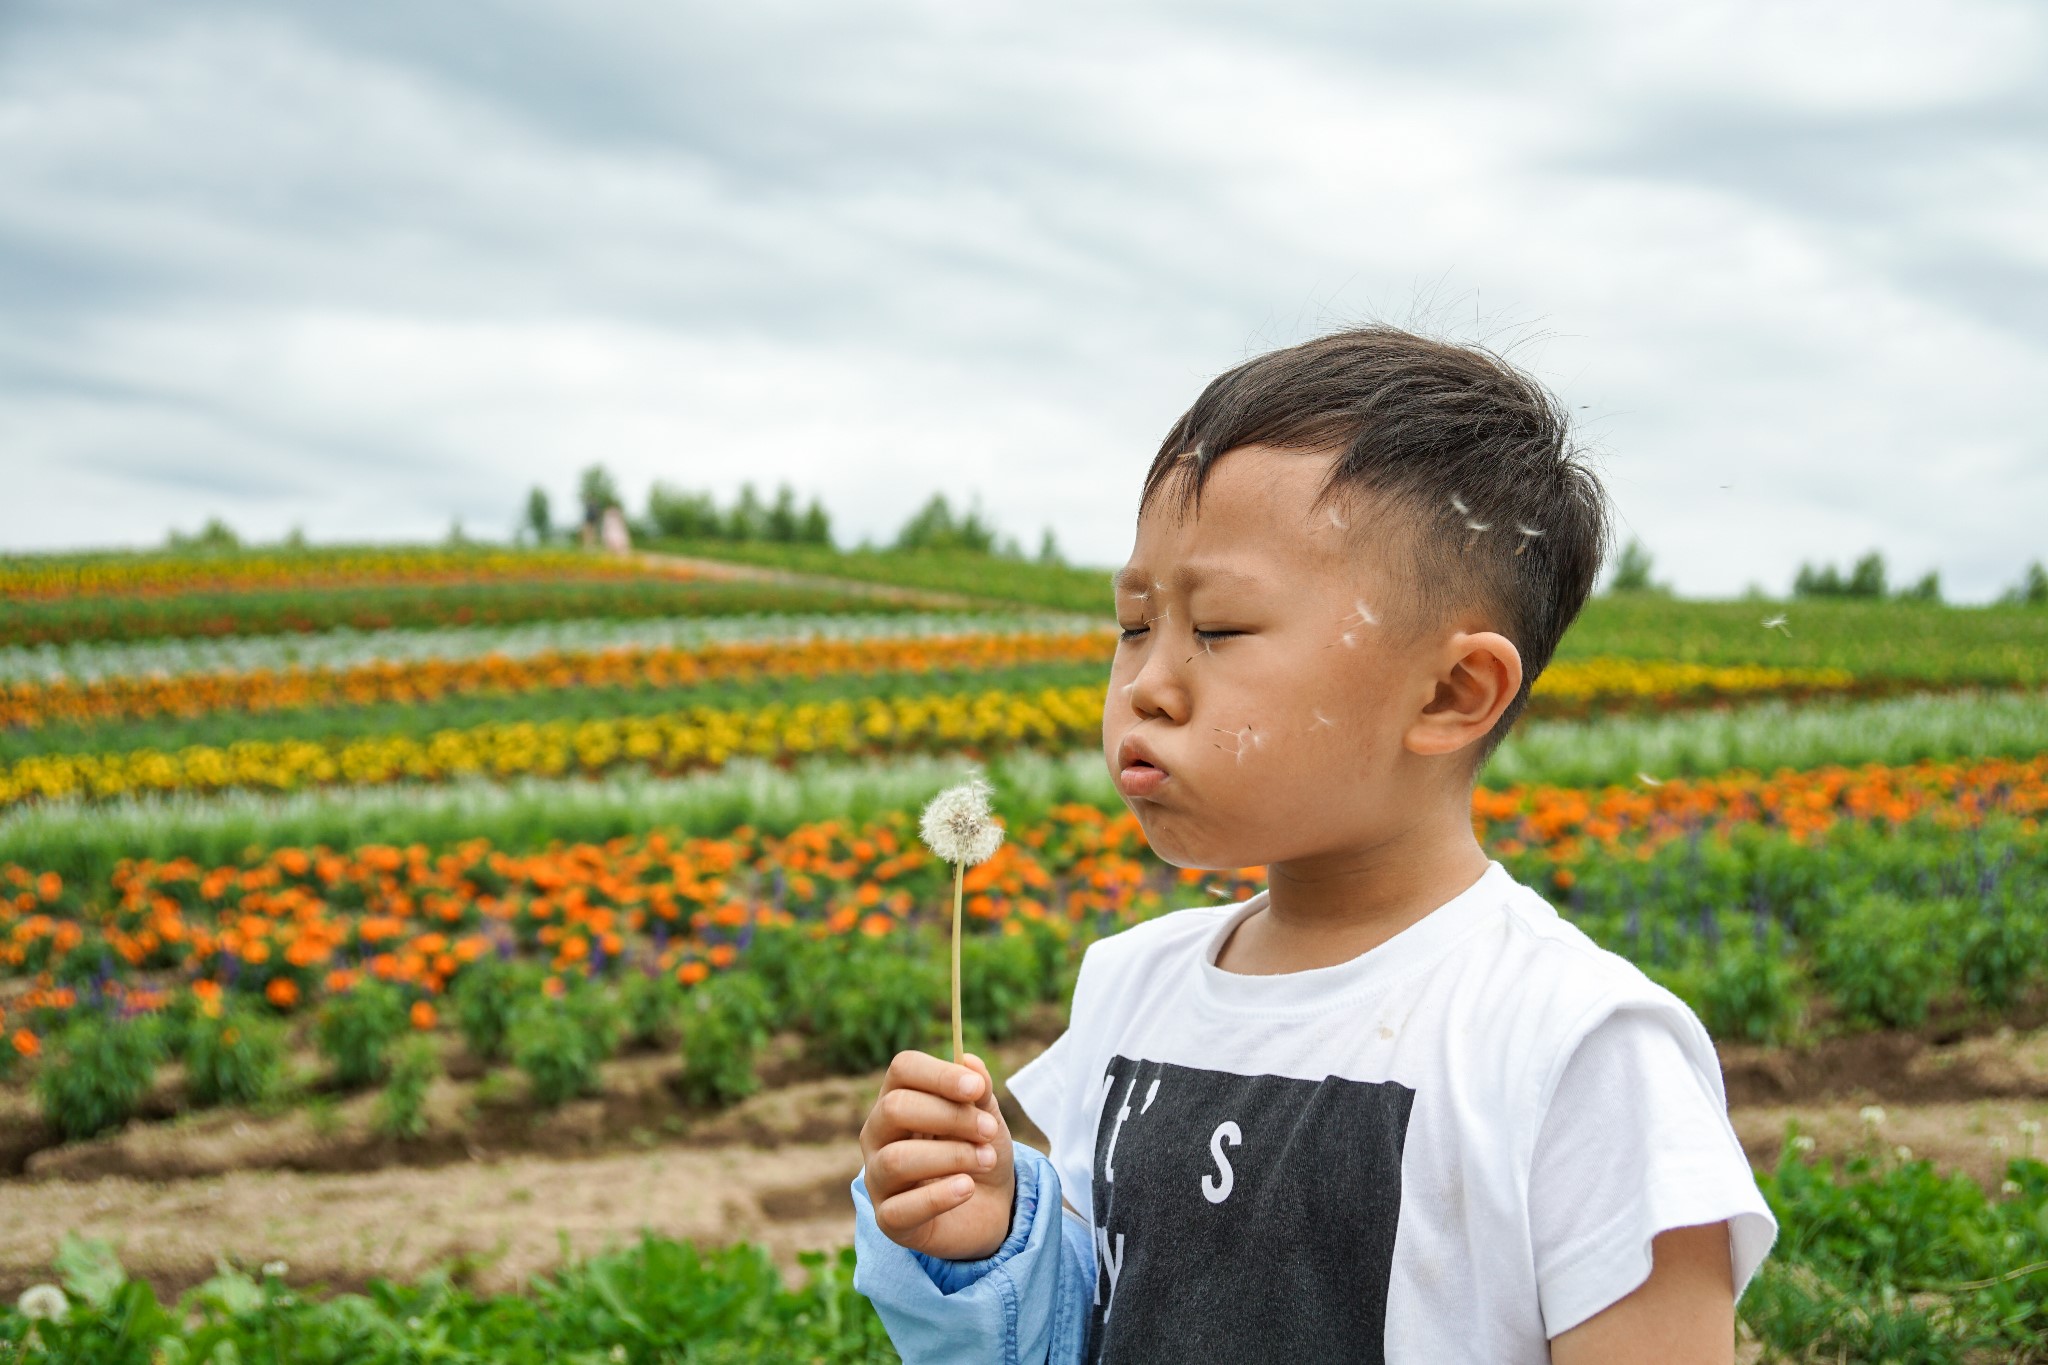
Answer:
[{"xmin": 1086, "ymin": 1056, "xmax": 1415, "ymax": 1365}]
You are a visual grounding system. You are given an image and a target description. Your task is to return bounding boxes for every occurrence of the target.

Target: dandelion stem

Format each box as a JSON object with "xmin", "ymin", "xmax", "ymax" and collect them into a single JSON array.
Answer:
[{"xmin": 951, "ymin": 859, "xmax": 965, "ymax": 1062}]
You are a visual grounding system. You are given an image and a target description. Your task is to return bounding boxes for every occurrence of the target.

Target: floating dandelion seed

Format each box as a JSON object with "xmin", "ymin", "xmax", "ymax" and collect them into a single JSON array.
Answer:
[
  {"xmin": 1761, "ymin": 614, "xmax": 1791, "ymax": 636},
  {"xmin": 1464, "ymin": 519, "xmax": 1491, "ymax": 532},
  {"xmin": 1451, "ymin": 493, "xmax": 1471, "ymax": 515},
  {"xmin": 1312, "ymin": 709, "xmax": 1336, "ymax": 729},
  {"xmin": 1637, "ymin": 772, "xmax": 1663, "ymax": 787},
  {"xmin": 918, "ymin": 777, "xmax": 1005, "ymax": 1061},
  {"xmin": 1323, "ymin": 507, "xmax": 1349, "ymax": 532},
  {"xmin": 1514, "ymin": 524, "xmax": 1543, "ymax": 556},
  {"xmin": 1120, "ymin": 681, "xmax": 1138, "ymax": 694}
]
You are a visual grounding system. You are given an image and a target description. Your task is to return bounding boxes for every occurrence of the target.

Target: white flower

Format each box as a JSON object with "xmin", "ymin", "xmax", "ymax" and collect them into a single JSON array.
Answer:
[
  {"xmin": 1790, "ymin": 1134, "xmax": 1817, "ymax": 1154},
  {"xmin": 1893, "ymin": 1145, "xmax": 1913, "ymax": 1162},
  {"xmin": 919, "ymin": 778, "xmax": 1004, "ymax": 867},
  {"xmin": 1992, "ymin": 1135, "xmax": 2010, "ymax": 1151},
  {"xmin": 18, "ymin": 1284, "xmax": 68, "ymax": 1321},
  {"xmin": 610, "ymin": 1347, "xmax": 628, "ymax": 1363},
  {"xmin": 262, "ymin": 1260, "xmax": 289, "ymax": 1278},
  {"xmin": 2020, "ymin": 1119, "xmax": 2042, "ymax": 1137},
  {"xmin": 2003, "ymin": 1180, "xmax": 2023, "ymax": 1197},
  {"xmin": 1859, "ymin": 1105, "xmax": 1886, "ymax": 1128}
]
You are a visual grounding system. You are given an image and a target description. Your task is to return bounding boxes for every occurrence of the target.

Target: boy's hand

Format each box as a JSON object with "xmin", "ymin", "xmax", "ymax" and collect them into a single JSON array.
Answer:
[{"xmin": 860, "ymin": 1050, "xmax": 1016, "ymax": 1261}]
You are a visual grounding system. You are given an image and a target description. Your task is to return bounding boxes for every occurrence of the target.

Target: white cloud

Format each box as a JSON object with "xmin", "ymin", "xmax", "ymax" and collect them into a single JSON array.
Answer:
[{"xmin": 2, "ymin": 0, "xmax": 2044, "ymax": 601}]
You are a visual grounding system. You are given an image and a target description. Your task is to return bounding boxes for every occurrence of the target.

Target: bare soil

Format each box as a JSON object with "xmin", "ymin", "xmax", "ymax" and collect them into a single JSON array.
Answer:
[{"xmin": 5, "ymin": 1021, "xmax": 2046, "ymax": 1307}]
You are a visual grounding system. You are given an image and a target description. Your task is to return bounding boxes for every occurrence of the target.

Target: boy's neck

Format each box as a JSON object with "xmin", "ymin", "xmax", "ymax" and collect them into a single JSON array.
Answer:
[{"xmin": 1212, "ymin": 819, "xmax": 1492, "ymax": 977}]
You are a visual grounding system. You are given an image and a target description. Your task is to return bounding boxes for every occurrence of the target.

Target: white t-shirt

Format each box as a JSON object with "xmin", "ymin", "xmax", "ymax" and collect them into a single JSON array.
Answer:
[{"xmin": 1005, "ymin": 859, "xmax": 1778, "ymax": 1364}]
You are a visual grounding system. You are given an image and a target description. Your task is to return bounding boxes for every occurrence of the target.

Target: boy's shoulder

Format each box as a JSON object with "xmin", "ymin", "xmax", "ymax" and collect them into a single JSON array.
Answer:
[{"xmin": 1076, "ymin": 900, "xmax": 1238, "ymax": 975}]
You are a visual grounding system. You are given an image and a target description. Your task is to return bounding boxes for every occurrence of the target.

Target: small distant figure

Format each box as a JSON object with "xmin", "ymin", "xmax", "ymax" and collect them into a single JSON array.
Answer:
[{"xmin": 600, "ymin": 505, "xmax": 632, "ymax": 556}]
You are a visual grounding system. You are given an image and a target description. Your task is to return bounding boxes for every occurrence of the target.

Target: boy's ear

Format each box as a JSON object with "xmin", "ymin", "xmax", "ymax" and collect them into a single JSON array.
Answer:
[{"xmin": 1404, "ymin": 630, "xmax": 1523, "ymax": 758}]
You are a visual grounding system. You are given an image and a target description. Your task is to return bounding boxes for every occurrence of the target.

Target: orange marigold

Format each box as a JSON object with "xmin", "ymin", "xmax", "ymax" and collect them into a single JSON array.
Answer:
[
  {"xmin": 410, "ymin": 1000, "xmax": 437, "ymax": 1031},
  {"xmin": 707, "ymin": 943, "xmax": 737, "ymax": 969},
  {"xmin": 676, "ymin": 960, "xmax": 709, "ymax": 986},
  {"xmin": 265, "ymin": 977, "xmax": 300, "ymax": 1009},
  {"xmin": 11, "ymin": 1028, "xmax": 37, "ymax": 1058}
]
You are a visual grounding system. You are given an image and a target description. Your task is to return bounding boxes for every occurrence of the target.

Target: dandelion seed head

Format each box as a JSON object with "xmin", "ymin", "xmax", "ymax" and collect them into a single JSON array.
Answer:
[
  {"xmin": 262, "ymin": 1260, "xmax": 290, "ymax": 1279},
  {"xmin": 1893, "ymin": 1145, "xmax": 1913, "ymax": 1162},
  {"xmin": 1790, "ymin": 1134, "xmax": 1817, "ymax": 1154},
  {"xmin": 919, "ymin": 777, "xmax": 1004, "ymax": 865},
  {"xmin": 1859, "ymin": 1105, "xmax": 1887, "ymax": 1128},
  {"xmin": 17, "ymin": 1285, "xmax": 67, "ymax": 1322},
  {"xmin": 2021, "ymin": 1119, "xmax": 2042, "ymax": 1137},
  {"xmin": 2004, "ymin": 1178, "xmax": 2023, "ymax": 1197}
]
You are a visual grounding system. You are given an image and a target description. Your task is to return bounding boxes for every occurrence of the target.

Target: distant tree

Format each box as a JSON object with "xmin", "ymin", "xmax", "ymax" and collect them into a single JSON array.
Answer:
[
  {"xmin": 445, "ymin": 518, "xmax": 469, "ymax": 546},
  {"xmin": 167, "ymin": 516, "xmax": 240, "ymax": 552},
  {"xmin": 524, "ymin": 487, "xmax": 553, "ymax": 545},
  {"xmin": 1847, "ymin": 551, "xmax": 1887, "ymax": 598},
  {"xmin": 1036, "ymin": 527, "xmax": 1064, "ymax": 566},
  {"xmin": 799, "ymin": 496, "xmax": 833, "ymax": 546},
  {"xmin": 644, "ymin": 483, "xmax": 721, "ymax": 540},
  {"xmin": 283, "ymin": 524, "xmax": 309, "ymax": 551},
  {"xmin": 2001, "ymin": 560, "xmax": 2048, "ymax": 607},
  {"xmin": 765, "ymin": 484, "xmax": 801, "ymax": 543},
  {"xmin": 1606, "ymin": 538, "xmax": 1662, "ymax": 594},
  {"xmin": 1796, "ymin": 550, "xmax": 1890, "ymax": 599},
  {"xmin": 893, "ymin": 494, "xmax": 997, "ymax": 553},
  {"xmin": 726, "ymin": 484, "xmax": 768, "ymax": 542},
  {"xmin": 1898, "ymin": 569, "xmax": 1942, "ymax": 603},
  {"xmin": 578, "ymin": 465, "xmax": 622, "ymax": 532}
]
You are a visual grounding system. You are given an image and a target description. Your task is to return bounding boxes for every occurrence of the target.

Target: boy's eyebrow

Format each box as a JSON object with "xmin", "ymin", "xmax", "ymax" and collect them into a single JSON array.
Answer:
[{"xmin": 1112, "ymin": 562, "xmax": 1265, "ymax": 595}]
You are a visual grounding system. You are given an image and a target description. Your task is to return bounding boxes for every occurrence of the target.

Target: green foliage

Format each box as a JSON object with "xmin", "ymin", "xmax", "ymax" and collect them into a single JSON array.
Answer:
[
  {"xmin": 2002, "ymin": 559, "xmax": 2048, "ymax": 607},
  {"xmin": 960, "ymin": 929, "xmax": 1048, "ymax": 1043},
  {"xmin": 35, "ymin": 1011, "xmax": 161, "ymax": 1142},
  {"xmin": 375, "ymin": 1036, "xmax": 439, "ymax": 1140},
  {"xmin": 522, "ymin": 486, "xmax": 552, "ymax": 545},
  {"xmin": 182, "ymin": 1005, "xmax": 285, "ymax": 1109},
  {"xmin": 315, "ymin": 982, "xmax": 408, "ymax": 1089},
  {"xmin": 2, "ymin": 577, "xmax": 904, "ymax": 650},
  {"xmin": 677, "ymin": 971, "xmax": 775, "ymax": 1107},
  {"xmin": 510, "ymin": 983, "xmax": 623, "ymax": 1108},
  {"xmin": 619, "ymin": 968, "xmax": 685, "ymax": 1049},
  {"xmin": 805, "ymin": 938, "xmax": 948, "ymax": 1074},
  {"xmin": 893, "ymin": 493, "xmax": 997, "ymax": 554},
  {"xmin": 1809, "ymin": 891, "xmax": 1961, "ymax": 1030},
  {"xmin": 1604, "ymin": 538, "xmax": 1666, "ymax": 595},
  {"xmin": 1692, "ymin": 920, "xmax": 1805, "ymax": 1045},
  {"xmin": 451, "ymin": 955, "xmax": 533, "ymax": 1063},
  {"xmin": 0, "ymin": 1235, "xmax": 895, "ymax": 1363},
  {"xmin": 165, "ymin": 516, "xmax": 241, "ymax": 553},
  {"xmin": 644, "ymin": 480, "xmax": 833, "ymax": 546}
]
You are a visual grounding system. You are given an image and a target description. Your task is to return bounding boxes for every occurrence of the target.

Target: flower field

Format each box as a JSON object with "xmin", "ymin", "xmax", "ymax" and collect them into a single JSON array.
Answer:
[{"xmin": 3, "ymin": 541, "xmax": 2048, "ymax": 1361}]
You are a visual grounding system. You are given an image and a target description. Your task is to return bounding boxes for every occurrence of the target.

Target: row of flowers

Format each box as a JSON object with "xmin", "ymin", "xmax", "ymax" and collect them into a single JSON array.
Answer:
[
  {"xmin": 3, "ymin": 753, "xmax": 2040, "ymax": 1055},
  {"xmin": 0, "ymin": 547, "xmax": 674, "ymax": 602},
  {"xmin": 0, "ymin": 685, "xmax": 1105, "ymax": 807},
  {"xmin": 1, "ymin": 630, "xmax": 1115, "ymax": 730}
]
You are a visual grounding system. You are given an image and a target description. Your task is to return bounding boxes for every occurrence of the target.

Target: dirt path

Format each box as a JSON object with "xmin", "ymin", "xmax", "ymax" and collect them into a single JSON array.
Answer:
[
  {"xmin": 9, "ymin": 1023, "xmax": 2048, "ymax": 1306},
  {"xmin": 634, "ymin": 550, "xmax": 1001, "ymax": 612}
]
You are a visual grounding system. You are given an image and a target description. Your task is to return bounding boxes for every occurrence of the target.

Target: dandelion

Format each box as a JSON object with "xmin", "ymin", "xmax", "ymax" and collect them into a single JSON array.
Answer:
[
  {"xmin": 17, "ymin": 1284, "xmax": 67, "ymax": 1321},
  {"xmin": 919, "ymin": 777, "xmax": 1005, "ymax": 1061},
  {"xmin": 2004, "ymin": 1179, "xmax": 2023, "ymax": 1197},
  {"xmin": 1790, "ymin": 1134, "xmax": 1817, "ymax": 1154},
  {"xmin": 262, "ymin": 1260, "xmax": 290, "ymax": 1279},
  {"xmin": 1859, "ymin": 1104, "xmax": 1886, "ymax": 1128},
  {"xmin": 1893, "ymin": 1145, "xmax": 1913, "ymax": 1162}
]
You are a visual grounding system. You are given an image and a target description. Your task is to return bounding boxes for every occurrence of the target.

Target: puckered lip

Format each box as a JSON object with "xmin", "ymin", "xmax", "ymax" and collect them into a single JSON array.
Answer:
[{"xmin": 1115, "ymin": 731, "xmax": 1168, "ymax": 775}]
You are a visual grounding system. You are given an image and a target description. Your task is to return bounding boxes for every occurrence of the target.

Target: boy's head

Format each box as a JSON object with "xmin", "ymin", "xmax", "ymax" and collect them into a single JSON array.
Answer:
[{"xmin": 1104, "ymin": 325, "xmax": 1611, "ymax": 872}]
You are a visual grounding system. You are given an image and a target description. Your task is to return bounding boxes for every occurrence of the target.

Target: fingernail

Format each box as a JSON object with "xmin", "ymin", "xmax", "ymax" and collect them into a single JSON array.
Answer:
[
  {"xmin": 976, "ymin": 1113, "xmax": 997, "ymax": 1139},
  {"xmin": 976, "ymin": 1143, "xmax": 996, "ymax": 1168},
  {"xmin": 951, "ymin": 1175, "xmax": 975, "ymax": 1197},
  {"xmin": 956, "ymin": 1074, "xmax": 979, "ymax": 1098}
]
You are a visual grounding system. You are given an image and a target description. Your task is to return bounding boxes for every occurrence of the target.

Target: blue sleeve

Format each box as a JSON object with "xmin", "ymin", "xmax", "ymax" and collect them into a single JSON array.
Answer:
[{"xmin": 851, "ymin": 1141, "xmax": 1093, "ymax": 1364}]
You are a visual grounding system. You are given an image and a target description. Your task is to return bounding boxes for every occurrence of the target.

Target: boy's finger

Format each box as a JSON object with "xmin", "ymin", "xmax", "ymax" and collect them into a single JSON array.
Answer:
[
  {"xmin": 876, "ymin": 1086, "xmax": 1000, "ymax": 1144},
  {"xmin": 958, "ymin": 1053, "xmax": 1008, "ymax": 1124},
  {"xmin": 867, "ymin": 1137, "xmax": 999, "ymax": 1199},
  {"xmin": 883, "ymin": 1049, "xmax": 986, "ymax": 1104},
  {"xmin": 874, "ymin": 1173, "xmax": 978, "ymax": 1239}
]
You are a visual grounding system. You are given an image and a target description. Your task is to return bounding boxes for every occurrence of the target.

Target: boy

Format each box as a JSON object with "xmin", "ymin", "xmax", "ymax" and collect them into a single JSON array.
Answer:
[{"xmin": 850, "ymin": 327, "xmax": 1777, "ymax": 1363}]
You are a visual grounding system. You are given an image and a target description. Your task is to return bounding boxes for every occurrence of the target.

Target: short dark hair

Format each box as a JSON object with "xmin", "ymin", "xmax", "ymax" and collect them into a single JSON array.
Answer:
[{"xmin": 1137, "ymin": 325, "xmax": 1612, "ymax": 774}]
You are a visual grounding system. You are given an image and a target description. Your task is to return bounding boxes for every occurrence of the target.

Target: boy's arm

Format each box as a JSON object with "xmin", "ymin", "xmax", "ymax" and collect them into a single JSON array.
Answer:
[
  {"xmin": 1547, "ymin": 1221, "xmax": 1733, "ymax": 1365},
  {"xmin": 851, "ymin": 1140, "xmax": 1093, "ymax": 1365}
]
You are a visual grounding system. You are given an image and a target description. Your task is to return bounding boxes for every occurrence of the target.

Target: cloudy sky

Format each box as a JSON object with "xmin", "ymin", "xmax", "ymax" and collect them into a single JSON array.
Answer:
[{"xmin": 4, "ymin": 0, "xmax": 2044, "ymax": 600}]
